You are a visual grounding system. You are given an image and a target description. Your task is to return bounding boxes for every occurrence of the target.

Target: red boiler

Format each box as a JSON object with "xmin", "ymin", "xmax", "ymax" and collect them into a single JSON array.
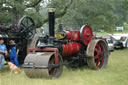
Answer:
[{"xmin": 62, "ymin": 42, "xmax": 81, "ymax": 56}]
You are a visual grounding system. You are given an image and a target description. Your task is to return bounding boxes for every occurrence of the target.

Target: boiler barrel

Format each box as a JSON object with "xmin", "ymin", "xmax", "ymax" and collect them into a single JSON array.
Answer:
[
  {"xmin": 63, "ymin": 31, "xmax": 80, "ymax": 41},
  {"xmin": 62, "ymin": 42, "xmax": 81, "ymax": 56}
]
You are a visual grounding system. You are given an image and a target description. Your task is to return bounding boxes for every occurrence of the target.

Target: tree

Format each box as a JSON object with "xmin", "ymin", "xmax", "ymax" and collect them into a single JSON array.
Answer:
[
  {"xmin": 120, "ymin": 0, "xmax": 128, "ymax": 23},
  {"xmin": 0, "ymin": 0, "xmax": 73, "ymax": 28},
  {"xmin": 0, "ymin": 0, "xmax": 128, "ymax": 33},
  {"xmin": 0, "ymin": 0, "xmax": 42, "ymax": 25},
  {"xmin": 59, "ymin": 0, "xmax": 118, "ymax": 32}
]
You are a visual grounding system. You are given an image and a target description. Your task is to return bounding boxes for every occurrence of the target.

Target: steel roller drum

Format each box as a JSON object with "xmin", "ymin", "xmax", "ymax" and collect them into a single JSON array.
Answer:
[{"xmin": 23, "ymin": 52, "xmax": 63, "ymax": 78}]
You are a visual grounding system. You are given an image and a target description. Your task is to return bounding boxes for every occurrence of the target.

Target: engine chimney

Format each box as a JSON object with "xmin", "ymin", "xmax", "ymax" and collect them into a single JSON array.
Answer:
[{"xmin": 48, "ymin": 8, "xmax": 55, "ymax": 37}]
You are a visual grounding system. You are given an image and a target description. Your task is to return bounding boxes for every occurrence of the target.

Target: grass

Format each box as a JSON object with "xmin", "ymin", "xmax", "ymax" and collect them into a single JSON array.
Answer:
[{"xmin": 1, "ymin": 49, "xmax": 128, "ymax": 85}]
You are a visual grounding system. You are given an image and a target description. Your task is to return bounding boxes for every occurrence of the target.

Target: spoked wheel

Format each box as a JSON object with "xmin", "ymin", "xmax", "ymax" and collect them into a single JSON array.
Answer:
[
  {"xmin": 24, "ymin": 52, "xmax": 63, "ymax": 79},
  {"xmin": 86, "ymin": 39, "xmax": 109, "ymax": 69},
  {"xmin": 18, "ymin": 16, "xmax": 36, "ymax": 40}
]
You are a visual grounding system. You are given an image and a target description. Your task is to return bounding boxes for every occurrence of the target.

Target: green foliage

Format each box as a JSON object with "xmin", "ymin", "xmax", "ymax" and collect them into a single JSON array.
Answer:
[
  {"xmin": 123, "ymin": 22, "xmax": 128, "ymax": 32},
  {"xmin": 0, "ymin": 0, "xmax": 128, "ymax": 32},
  {"xmin": 51, "ymin": 0, "xmax": 128, "ymax": 32},
  {"xmin": 60, "ymin": 0, "xmax": 118, "ymax": 32},
  {"xmin": 0, "ymin": 11, "xmax": 12, "ymax": 23},
  {"xmin": 0, "ymin": 0, "xmax": 43, "ymax": 26}
]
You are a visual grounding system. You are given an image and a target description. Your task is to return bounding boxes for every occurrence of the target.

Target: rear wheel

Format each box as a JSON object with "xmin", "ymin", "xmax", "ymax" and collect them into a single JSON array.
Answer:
[{"xmin": 86, "ymin": 39, "xmax": 109, "ymax": 69}]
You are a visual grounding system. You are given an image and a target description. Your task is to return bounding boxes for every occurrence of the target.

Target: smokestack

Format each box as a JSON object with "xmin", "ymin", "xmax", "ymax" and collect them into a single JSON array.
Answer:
[{"xmin": 48, "ymin": 8, "xmax": 55, "ymax": 37}]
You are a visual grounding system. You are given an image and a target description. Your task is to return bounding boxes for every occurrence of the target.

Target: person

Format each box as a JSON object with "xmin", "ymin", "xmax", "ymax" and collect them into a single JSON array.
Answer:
[
  {"xmin": 0, "ymin": 38, "xmax": 7, "ymax": 71},
  {"xmin": 9, "ymin": 40, "xmax": 20, "ymax": 68}
]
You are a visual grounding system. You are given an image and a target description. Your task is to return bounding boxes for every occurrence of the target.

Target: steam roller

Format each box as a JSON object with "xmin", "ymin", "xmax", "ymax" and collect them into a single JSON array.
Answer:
[{"xmin": 23, "ymin": 8, "xmax": 109, "ymax": 79}]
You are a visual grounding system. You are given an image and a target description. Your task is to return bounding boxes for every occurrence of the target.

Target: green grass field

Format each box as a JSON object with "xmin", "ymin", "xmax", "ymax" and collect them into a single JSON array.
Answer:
[{"xmin": 0, "ymin": 49, "xmax": 128, "ymax": 85}]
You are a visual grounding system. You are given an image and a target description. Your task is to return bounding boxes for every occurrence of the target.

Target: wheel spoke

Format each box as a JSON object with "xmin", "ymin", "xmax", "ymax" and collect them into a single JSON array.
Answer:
[
  {"xmin": 26, "ymin": 18, "xmax": 29, "ymax": 26},
  {"xmin": 94, "ymin": 48, "xmax": 99, "ymax": 59},
  {"xmin": 94, "ymin": 55, "xmax": 99, "ymax": 59},
  {"xmin": 96, "ymin": 58, "xmax": 104, "ymax": 68},
  {"xmin": 21, "ymin": 22, "xmax": 26, "ymax": 28},
  {"xmin": 98, "ymin": 44, "xmax": 102, "ymax": 52},
  {"xmin": 28, "ymin": 24, "xmax": 34, "ymax": 30},
  {"xmin": 26, "ymin": 24, "xmax": 35, "ymax": 34},
  {"xmin": 49, "ymin": 68, "xmax": 56, "ymax": 75},
  {"xmin": 26, "ymin": 31, "xmax": 34, "ymax": 39},
  {"xmin": 94, "ymin": 44, "xmax": 100, "ymax": 60},
  {"xmin": 95, "ymin": 48, "xmax": 99, "ymax": 53},
  {"xmin": 99, "ymin": 57, "xmax": 104, "ymax": 67},
  {"xmin": 96, "ymin": 59, "xmax": 101, "ymax": 67}
]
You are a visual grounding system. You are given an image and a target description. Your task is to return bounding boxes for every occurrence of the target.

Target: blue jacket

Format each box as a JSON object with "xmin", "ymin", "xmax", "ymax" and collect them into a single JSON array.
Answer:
[{"xmin": 0, "ymin": 44, "xmax": 7, "ymax": 56}]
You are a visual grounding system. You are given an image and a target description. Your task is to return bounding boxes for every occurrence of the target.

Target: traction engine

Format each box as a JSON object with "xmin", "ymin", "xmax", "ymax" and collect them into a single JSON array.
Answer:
[{"xmin": 23, "ymin": 8, "xmax": 109, "ymax": 78}]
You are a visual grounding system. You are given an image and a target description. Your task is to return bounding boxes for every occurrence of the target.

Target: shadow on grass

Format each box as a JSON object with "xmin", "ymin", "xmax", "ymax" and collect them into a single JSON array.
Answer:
[{"xmin": 65, "ymin": 66, "xmax": 92, "ymax": 71}]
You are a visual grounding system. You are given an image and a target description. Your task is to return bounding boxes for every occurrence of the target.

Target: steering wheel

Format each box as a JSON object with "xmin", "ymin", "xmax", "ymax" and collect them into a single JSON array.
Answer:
[{"xmin": 18, "ymin": 15, "xmax": 36, "ymax": 40}]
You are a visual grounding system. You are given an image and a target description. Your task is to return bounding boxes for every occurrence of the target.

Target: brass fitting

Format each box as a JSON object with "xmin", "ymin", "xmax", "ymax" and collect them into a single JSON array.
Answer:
[{"xmin": 48, "ymin": 8, "xmax": 56, "ymax": 12}]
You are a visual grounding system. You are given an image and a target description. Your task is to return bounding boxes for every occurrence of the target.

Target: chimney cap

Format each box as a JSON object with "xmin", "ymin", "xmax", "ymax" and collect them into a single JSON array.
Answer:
[{"xmin": 48, "ymin": 8, "xmax": 56, "ymax": 12}]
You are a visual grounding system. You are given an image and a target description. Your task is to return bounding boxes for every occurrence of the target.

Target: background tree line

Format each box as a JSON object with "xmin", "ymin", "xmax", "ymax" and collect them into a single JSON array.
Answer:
[{"xmin": 0, "ymin": 0, "xmax": 128, "ymax": 32}]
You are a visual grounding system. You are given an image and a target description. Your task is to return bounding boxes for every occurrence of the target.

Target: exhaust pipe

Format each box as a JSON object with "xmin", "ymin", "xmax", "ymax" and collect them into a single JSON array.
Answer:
[
  {"xmin": 47, "ymin": 8, "xmax": 56, "ymax": 46},
  {"xmin": 48, "ymin": 8, "xmax": 55, "ymax": 37}
]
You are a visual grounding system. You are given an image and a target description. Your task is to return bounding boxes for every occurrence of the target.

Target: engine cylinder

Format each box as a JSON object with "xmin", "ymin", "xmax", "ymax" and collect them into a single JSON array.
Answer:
[{"xmin": 63, "ymin": 31, "xmax": 72, "ymax": 39}]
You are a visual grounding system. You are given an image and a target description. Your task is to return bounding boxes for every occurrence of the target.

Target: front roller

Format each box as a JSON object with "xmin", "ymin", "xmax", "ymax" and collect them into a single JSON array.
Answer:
[
  {"xmin": 86, "ymin": 39, "xmax": 109, "ymax": 69},
  {"xmin": 23, "ymin": 52, "xmax": 63, "ymax": 78}
]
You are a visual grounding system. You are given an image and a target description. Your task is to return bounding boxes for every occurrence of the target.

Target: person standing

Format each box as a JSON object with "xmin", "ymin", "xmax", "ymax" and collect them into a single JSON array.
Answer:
[
  {"xmin": 0, "ymin": 38, "xmax": 7, "ymax": 71},
  {"xmin": 9, "ymin": 40, "xmax": 20, "ymax": 68}
]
